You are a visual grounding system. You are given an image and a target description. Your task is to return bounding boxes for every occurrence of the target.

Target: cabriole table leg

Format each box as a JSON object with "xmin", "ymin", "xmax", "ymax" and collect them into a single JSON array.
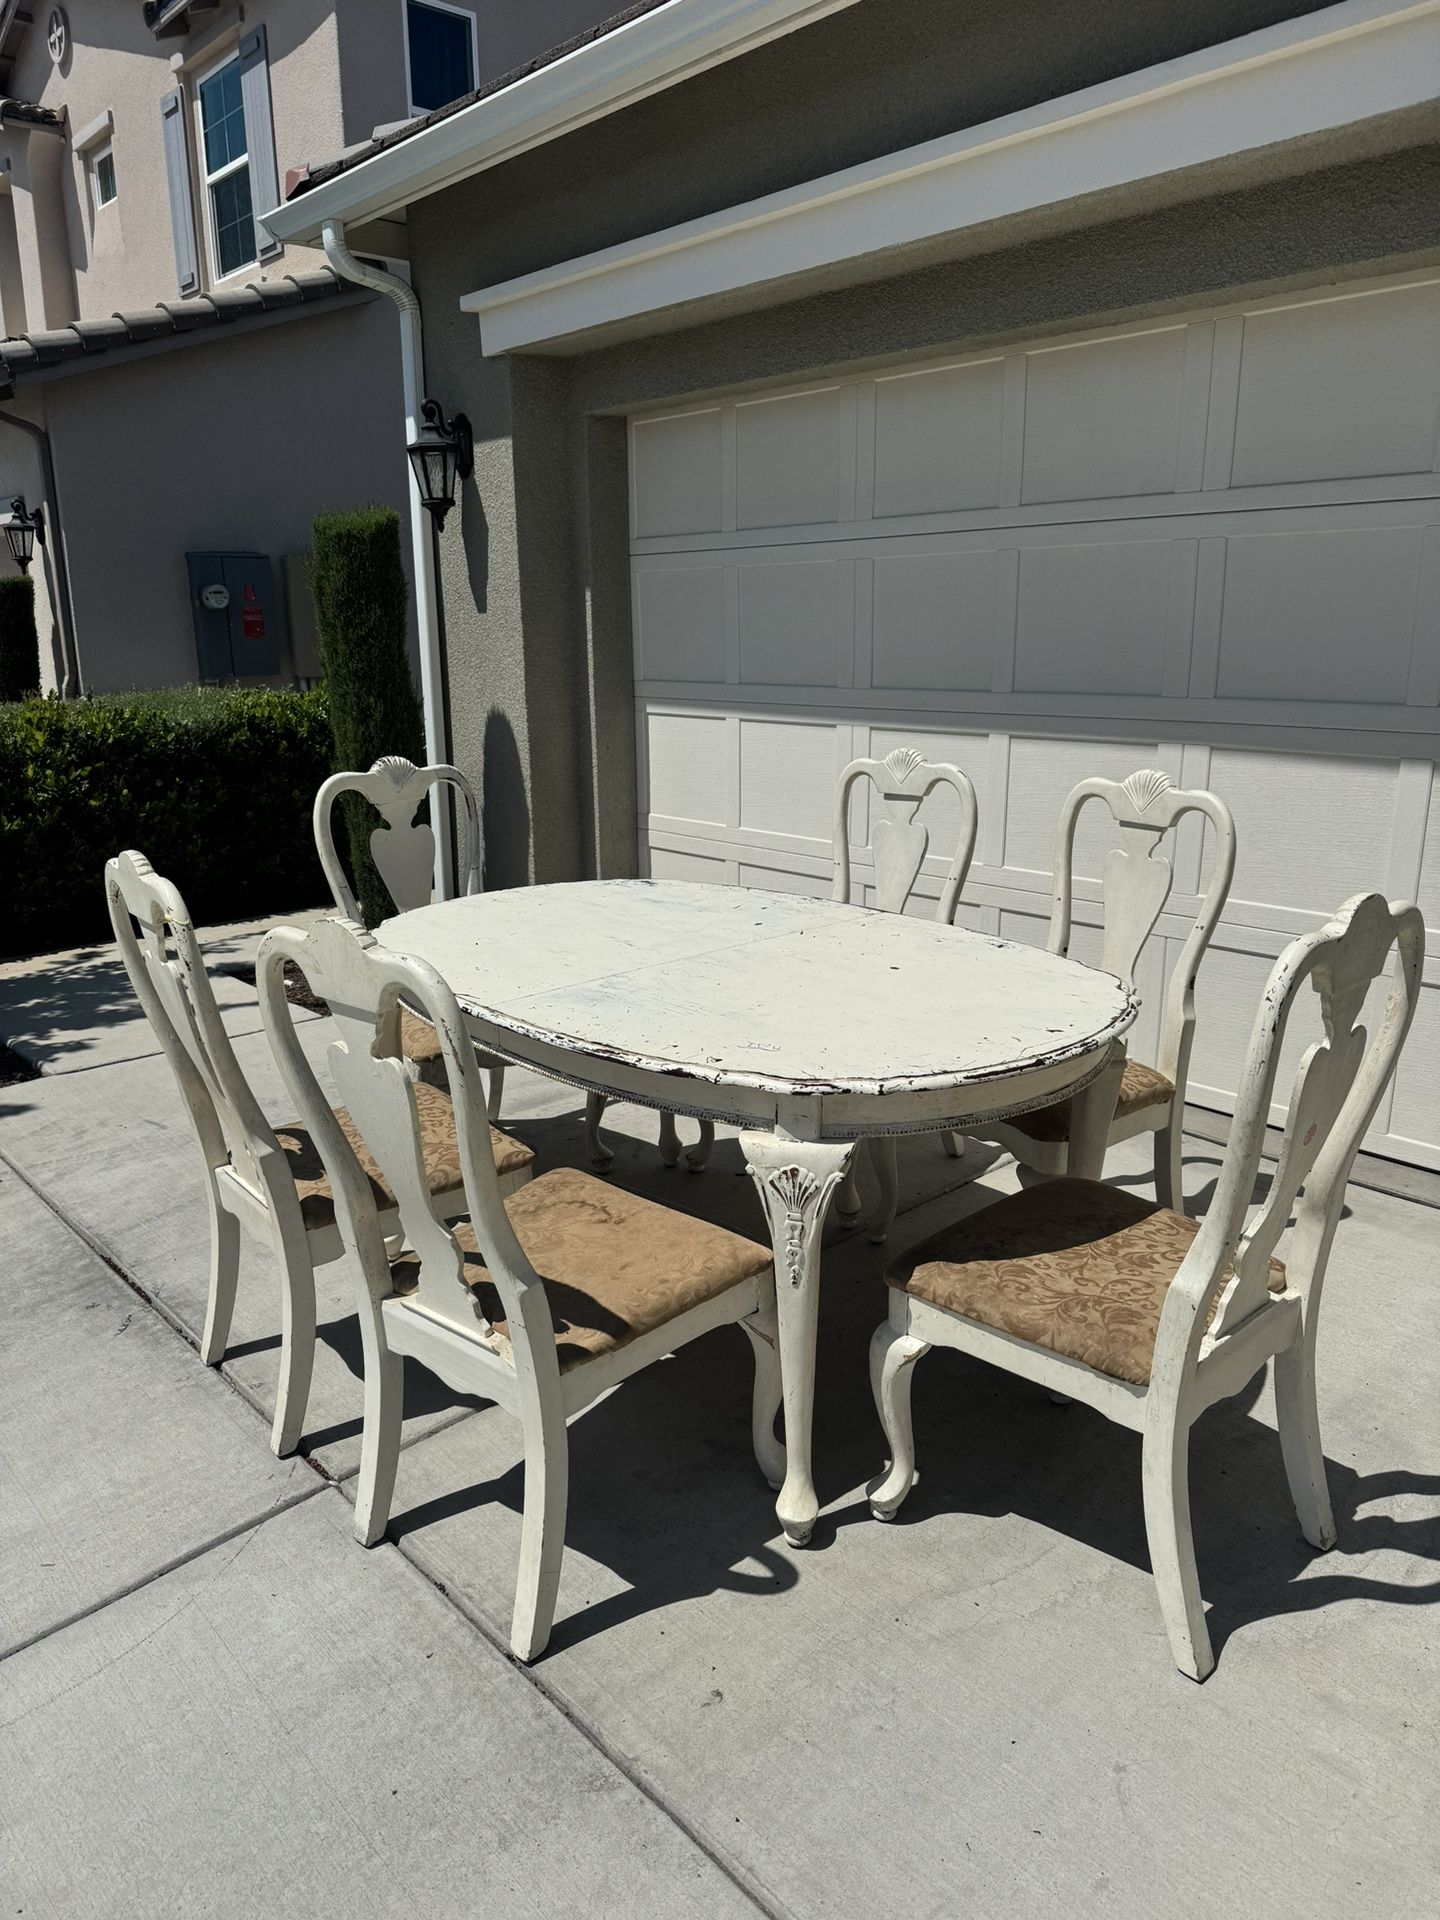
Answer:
[{"xmin": 741, "ymin": 1131, "xmax": 855, "ymax": 1548}]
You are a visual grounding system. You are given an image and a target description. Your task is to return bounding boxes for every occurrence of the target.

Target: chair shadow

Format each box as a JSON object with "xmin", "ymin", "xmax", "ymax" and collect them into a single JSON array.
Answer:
[{"xmin": 385, "ymin": 1319, "xmax": 800, "ymax": 1653}]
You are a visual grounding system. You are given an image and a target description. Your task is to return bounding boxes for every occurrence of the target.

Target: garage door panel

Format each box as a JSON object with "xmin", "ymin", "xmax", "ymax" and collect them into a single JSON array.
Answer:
[
  {"xmin": 871, "ymin": 549, "xmax": 998, "ymax": 691},
  {"xmin": 634, "ymin": 563, "xmax": 728, "ymax": 683},
  {"xmin": 1388, "ymin": 986, "xmax": 1440, "ymax": 1150},
  {"xmin": 1230, "ymin": 281, "xmax": 1440, "ymax": 488},
  {"xmin": 872, "ymin": 358, "xmax": 1005, "ymax": 517},
  {"xmin": 738, "ymin": 717, "xmax": 841, "ymax": 840},
  {"xmin": 736, "ymin": 386, "xmax": 849, "ymax": 529},
  {"xmin": 647, "ymin": 844, "xmax": 730, "ymax": 884},
  {"xmin": 1021, "ymin": 326, "xmax": 1189, "ymax": 504},
  {"xmin": 645, "ymin": 711, "xmax": 730, "ymax": 826},
  {"xmin": 738, "ymin": 558, "xmax": 847, "ymax": 686},
  {"xmin": 1215, "ymin": 524, "xmax": 1425, "ymax": 705},
  {"xmin": 1015, "ymin": 541, "xmax": 1174, "ymax": 696},
  {"xmin": 630, "ymin": 407, "xmax": 724, "ymax": 539},
  {"xmin": 1208, "ymin": 748, "xmax": 1397, "ymax": 915},
  {"xmin": 1416, "ymin": 774, "xmax": 1440, "ymax": 932}
]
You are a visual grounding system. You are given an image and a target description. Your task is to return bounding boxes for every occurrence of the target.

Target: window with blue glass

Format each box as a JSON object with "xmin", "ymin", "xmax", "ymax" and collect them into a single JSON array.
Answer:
[
  {"xmin": 406, "ymin": 1, "xmax": 476, "ymax": 114},
  {"xmin": 197, "ymin": 55, "xmax": 255, "ymax": 278}
]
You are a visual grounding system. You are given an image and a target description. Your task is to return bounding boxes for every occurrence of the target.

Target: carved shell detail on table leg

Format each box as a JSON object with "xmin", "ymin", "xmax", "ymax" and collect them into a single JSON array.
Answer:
[{"xmin": 747, "ymin": 1156, "xmax": 850, "ymax": 1288}]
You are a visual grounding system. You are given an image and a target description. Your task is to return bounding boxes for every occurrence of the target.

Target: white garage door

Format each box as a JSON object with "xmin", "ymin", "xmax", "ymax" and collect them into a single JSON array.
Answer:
[{"xmin": 628, "ymin": 271, "xmax": 1440, "ymax": 1169}]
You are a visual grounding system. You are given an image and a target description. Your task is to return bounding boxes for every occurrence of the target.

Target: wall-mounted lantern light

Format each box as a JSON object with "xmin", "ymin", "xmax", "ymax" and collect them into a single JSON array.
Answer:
[
  {"xmin": 4, "ymin": 496, "xmax": 45, "ymax": 573},
  {"xmin": 406, "ymin": 399, "xmax": 473, "ymax": 529}
]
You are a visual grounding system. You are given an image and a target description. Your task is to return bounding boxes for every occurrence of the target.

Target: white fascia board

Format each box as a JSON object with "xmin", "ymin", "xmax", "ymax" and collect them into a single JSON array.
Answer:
[
  {"xmin": 462, "ymin": 0, "xmax": 1440, "ymax": 356},
  {"xmin": 262, "ymin": 0, "xmax": 860, "ymax": 244}
]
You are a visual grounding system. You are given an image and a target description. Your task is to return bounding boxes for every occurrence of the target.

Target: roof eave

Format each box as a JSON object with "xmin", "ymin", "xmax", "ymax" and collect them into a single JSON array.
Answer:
[{"xmin": 261, "ymin": 0, "xmax": 860, "ymax": 246}]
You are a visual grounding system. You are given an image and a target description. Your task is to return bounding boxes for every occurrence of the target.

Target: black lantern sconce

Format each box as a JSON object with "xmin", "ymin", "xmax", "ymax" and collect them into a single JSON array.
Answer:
[
  {"xmin": 4, "ymin": 495, "xmax": 44, "ymax": 573},
  {"xmin": 406, "ymin": 399, "xmax": 474, "ymax": 529}
]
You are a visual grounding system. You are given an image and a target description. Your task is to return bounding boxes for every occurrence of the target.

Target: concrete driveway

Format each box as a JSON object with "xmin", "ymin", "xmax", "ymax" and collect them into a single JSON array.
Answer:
[{"xmin": 2, "ymin": 921, "xmax": 1436, "ymax": 1919}]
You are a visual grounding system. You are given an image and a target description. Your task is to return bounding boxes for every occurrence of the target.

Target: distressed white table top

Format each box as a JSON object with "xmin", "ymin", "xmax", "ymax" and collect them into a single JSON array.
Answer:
[{"xmin": 377, "ymin": 879, "xmax": 1136, "ymax": 1099}]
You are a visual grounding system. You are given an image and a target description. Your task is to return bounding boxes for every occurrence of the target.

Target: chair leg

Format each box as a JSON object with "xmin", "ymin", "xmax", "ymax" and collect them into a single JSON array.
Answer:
[
  {"xmin": 657, "ymin": 1109, "xmax": 681, "ymax": 1168},
  {"xmin": 271, "ymin": 1248, "xmax": 317, "ymax": 1461},
  {"xmin": 1154, "ymin": 1115, "xmax": 1184, "ymax": 1213},
  {"xmin": 512, "ymin": 1391, "xmax": 570, "ymax": 1663},
  {"xmin": 942, "ymin": 1132, "xmax": 964, "ymax": 1159},
  {"xmin": 740, "ymin": 1304, "xmax": 786, "ymax": 1490},
  {"xmin": 867, "ymin": 1135, "xmax": 900, "ymax": 1245},
  {"xmin": 199, "ymin": 1188, "xmax": 241, "ymax": 1367},
  {"xmin": 354, "ymin": 1307, "xmax": 403, "ymax": 1547},
  {"xmin": 835, "ymin": 1157, "xmax": 863, "ymax": 1224},
  {"xmin": 1141, "ymin": 1409, "xmax": 1214, "ymax": 1681},
  {"xmin": 686, "ymin": 1119, "xmax": 716, "ymax": 1172},
  {"xmin": 584, "ymin": 1091, "xmax": 614, "ymax": 1170},
  {"xmin": 867, "ymin": 1320, "xmax": 930, "ymax": 1519},
  {"xmin": 485, "ymin": 1061, "xmax": 507, "ymax": 1124},
  {"xmin": 1274, "ymin": 1327, "xmax": 1336, "ymax": 1551}
]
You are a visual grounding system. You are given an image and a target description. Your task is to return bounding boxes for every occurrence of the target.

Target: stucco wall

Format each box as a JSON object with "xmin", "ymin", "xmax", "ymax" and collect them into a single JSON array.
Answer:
[
  {"xmin": 36, "ymin": 295, "xmax": 412, "ymax": 693},
  {"xmin": 411, "ymin": 136, "xmax": 1440, "ymax": 885}
]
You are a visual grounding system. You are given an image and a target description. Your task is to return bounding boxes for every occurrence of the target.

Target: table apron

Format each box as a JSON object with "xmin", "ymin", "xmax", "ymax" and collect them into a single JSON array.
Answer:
[{"xmin": 459, "ymin": 1013, "xmax": 1116, "ymax": 1140}]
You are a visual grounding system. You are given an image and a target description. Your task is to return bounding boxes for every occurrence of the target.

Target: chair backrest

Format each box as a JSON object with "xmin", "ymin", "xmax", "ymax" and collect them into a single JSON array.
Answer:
[
  {"xmin": 313, "ymin": 756, "xmax": 482, "ymax": 922},
  {"xmin": 833, "ymin": 748, "xmax": 978, "ymax": 923},
  {"xmin": 1162, "ymin": 892, "xmax": 1423, "ymax": 1361},
  {"xmin": 1048, "ymin": 769, "xmax": 1236, "ymax": 1089},
  {"xmin": 105, "ymin": 849, "xmax": 278, "ymax": 1192},
  {"xmin": 257, "ymin": 914, "xmax": 556, "ymax": 1382}
]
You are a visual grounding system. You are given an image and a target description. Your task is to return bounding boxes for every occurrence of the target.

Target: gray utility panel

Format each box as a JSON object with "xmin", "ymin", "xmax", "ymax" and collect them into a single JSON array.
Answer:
[{"xmin": 186, "ymin": 551, "xmax": 284, "ymax": 680}]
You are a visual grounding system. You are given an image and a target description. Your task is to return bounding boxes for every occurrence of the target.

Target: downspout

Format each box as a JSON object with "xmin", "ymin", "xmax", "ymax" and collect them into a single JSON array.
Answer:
[
  {"xmin": 318, "ymin": 218, "xmax": 453, "ymax": 892},
  {"xmin": 0, "ymin": 405, "xmax": 81, "ymax": 695}
]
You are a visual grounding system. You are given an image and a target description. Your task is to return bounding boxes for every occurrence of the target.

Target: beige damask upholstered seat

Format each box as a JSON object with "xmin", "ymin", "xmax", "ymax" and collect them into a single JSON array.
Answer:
[
  {"xmin": 891, "ymin": 1178, "xmax": 1285, "ymax": 1388},
  {"xmin": 398, "ymin": 1006, "xmax": 443, "ymax": 1066},
  {"xmin": 276, "ymin": 1079, "xmax": 533, "ymax": 1233},
  {"xmin": 392, "ymin": 1165, "xmax": 772, "ymax": 1373},
  {"xmin": 1002, "ymin": 1059, "xmax": 1174, "ymax": 1146}
]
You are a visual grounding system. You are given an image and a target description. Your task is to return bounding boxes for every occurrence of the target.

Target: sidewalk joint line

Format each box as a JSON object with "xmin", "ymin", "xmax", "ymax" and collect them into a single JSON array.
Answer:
[
  {"xmin": 0, "ymin": 1485, "xmax": 324, "ymax": 1666},
  {"xmin": 386, "ymin": 1531, "xmax": 799, "ymax": 1920}
]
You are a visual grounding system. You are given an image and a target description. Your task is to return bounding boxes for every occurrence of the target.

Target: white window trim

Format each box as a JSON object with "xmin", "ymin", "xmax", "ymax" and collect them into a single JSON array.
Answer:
[
  {"xmin": 193, "ymin": 45, "xmax": 257, "ymax": 285},
  {"xmin": 401, "ymin": 0, "xmax": 478, "ymax": 119},
  {"xmin": 90, "ymin": 139, "xmax": 117, "ymax": 209},
  {"xmin": 458, "ymin": 0, "xmax": 1440, "ymax": 357}
]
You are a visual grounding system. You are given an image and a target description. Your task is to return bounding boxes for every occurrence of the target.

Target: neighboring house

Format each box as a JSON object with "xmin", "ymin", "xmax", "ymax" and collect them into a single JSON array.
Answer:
[
  {"xmin": 0, "ymin": 0, "xmax": 616, "ymax": 691},
  {"xmin": 270, "ymin": 0, "xmax": 1440, "ymax": 1174}
]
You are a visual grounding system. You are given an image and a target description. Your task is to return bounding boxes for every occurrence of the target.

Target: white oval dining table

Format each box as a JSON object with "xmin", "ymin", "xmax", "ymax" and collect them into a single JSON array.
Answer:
[{"xmin": 376, "ymin": 879, "xmax": 1138, "ymax": 1546}]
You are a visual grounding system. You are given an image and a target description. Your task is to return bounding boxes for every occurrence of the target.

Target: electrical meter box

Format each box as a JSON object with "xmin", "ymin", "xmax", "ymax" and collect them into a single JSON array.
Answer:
[{"xmin": 186, "ymin": 551, "xmax": 284, "ymax": 680}]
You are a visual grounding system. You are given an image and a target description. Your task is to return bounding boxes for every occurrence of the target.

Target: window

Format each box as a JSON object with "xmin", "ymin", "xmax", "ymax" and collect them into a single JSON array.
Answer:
[
  {"xmin": 92, "ymin": 141, "xmax": 117, "ymax": 207},
  {"xmin": 405, "ymin": 0, "xmax": 476, "ymax": 115},
  {"xmin": 196, "ymin": 54, "xmax": 255, "ymax": 279}
]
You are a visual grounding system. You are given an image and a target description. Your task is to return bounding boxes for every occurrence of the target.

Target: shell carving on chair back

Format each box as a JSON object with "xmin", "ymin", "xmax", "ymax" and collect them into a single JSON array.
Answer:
[
  {"xmin": 313, "ymin": 757, "xmax": 483, "ymax": 922},
  {"xmin": 832, "ymin": 750, "xmax": 979, "ymax": 924},
  {"xmin": 1048, "ymin": 770, "xmax": 1237, "ymax": 1089}
]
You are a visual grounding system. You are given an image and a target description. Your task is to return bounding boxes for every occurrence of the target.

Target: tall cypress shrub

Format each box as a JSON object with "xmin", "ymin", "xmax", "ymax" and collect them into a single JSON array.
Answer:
[
  {"xmin": 309, "ymin": 506, "xmax": 425, "ymax": 925},
  {"xmin": 0, "ymin": 576, "xmax": 40, "ymax": 702}
]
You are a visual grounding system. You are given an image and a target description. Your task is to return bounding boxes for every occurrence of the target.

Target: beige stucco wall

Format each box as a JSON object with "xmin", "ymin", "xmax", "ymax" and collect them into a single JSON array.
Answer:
[{"xmin": 29, "ymin": 294, "xmax": 412, "ymax": 693}]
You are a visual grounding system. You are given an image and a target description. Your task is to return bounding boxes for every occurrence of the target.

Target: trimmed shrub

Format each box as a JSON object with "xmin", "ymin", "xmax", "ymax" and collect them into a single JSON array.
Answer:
[
  {"xmin": 0, "ymin": 685, "xmax": 333, "ymax": 958},
  {"xmin": 310, "ymin": 506, "xmax": 424, "ymax": 925},
  {"xmin": 0, "ymin": 577, "xmax": 39, "ymax": 703}
]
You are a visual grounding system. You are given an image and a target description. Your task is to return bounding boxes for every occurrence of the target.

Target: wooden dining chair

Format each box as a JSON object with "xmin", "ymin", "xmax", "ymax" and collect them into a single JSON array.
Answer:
[
  {"xmin": 314, "ymin": 755, "xmax": 513, "ymax": 1119},
  {"xmin": 105, "ymin": 849, "xmax": 534, "ymax": 1457},
  {"xmin": 257, "ymin": 913, "xmax": 783, "ymax": 1662},
  {"xmin": 971, "ymin": 769, "xmax": 1235, "ymax": 1213},
  {"xmin": 870, "ymin": 890, "xmax": 1424, "ymax": 1680},
  {"xmin": 831, "ymin": 746, "xmax": 980, "ymax": 1240}
]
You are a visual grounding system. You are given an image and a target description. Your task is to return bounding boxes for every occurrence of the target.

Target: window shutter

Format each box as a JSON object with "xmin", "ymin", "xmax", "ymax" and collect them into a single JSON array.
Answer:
[
  {"xmin": 159, "ymin": 88, "xmax": 199, "ymax": 296},
  {"xmin": 238, "ymin": 23, "xmax": 283, "ymax": 261}
]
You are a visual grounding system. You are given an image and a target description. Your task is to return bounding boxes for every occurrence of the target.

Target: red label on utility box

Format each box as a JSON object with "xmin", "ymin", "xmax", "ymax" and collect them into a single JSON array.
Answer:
[{"xmin": 242, "ymin": 605, "xmax": 266, "ymax": 638}]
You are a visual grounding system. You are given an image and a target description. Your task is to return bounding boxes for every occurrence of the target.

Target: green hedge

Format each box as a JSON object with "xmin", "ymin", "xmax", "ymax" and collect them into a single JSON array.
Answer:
[
  {"xmin": 0, "ymin": 577, "xmax": 39, "ymax": 703},
  {"xmin": 311, "ymin": 506, "xmax": 424, "ymax": 926},
  {"xmin": 0, "ymin": 685, "xmax": 334, "ymax": 958}
]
